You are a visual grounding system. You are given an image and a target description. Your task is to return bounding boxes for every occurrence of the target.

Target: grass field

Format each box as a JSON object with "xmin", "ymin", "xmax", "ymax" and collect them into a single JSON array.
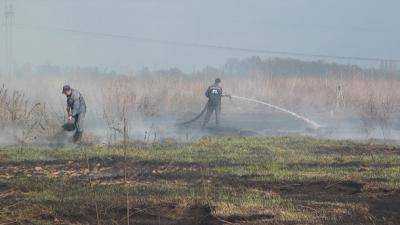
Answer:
[{"xmin": 1, "ymin": 136, "xmax": 400, "ymax": 225}]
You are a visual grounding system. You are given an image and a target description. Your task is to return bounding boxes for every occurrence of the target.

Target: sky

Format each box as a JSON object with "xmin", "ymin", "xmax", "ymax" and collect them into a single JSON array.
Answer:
[{"xmin": 2, "ymin": 0, "xmax": 400, "ymax": 70}]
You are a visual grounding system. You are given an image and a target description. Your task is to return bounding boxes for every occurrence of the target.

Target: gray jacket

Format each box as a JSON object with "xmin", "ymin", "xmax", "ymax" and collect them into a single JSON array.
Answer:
[{"xmin": 67, "ymin": 89, "xmax": 86, "ymax": 116}]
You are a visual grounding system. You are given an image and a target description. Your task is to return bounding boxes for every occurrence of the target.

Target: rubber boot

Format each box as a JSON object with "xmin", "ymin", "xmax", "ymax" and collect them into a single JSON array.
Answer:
[{"xmin": 73, "ymin": 131, "xmax": 82, "ymax": 143}]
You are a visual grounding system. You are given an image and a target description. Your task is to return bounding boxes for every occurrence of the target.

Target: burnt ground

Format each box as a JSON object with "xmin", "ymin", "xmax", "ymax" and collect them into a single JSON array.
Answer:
[{"xmin": 0, "ymin": 136, "xmax": 400, "ymax": 225}]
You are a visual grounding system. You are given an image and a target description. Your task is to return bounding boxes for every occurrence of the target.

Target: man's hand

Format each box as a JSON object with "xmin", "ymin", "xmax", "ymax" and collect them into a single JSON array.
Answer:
[{"xmin": 67, "ymin": 115, "xmax": 73, "ymax": 122}]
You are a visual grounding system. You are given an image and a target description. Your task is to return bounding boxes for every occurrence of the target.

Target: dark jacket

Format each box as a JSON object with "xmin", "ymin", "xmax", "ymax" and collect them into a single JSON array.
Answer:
[{"xmin": 205, "ymin": 84, "xmax": 223, "ymax": 105}]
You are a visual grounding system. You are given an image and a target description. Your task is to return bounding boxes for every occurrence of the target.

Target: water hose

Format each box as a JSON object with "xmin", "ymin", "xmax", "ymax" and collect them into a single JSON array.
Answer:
[
  {"xmin": 231, "ymin": 95, "xmax": 322, "ymax": 129},
  {"xmin": 178, "ymin": 95, "xmax": 322, "ymax": 129},
  {"xmin": 178, "ymin": 101, "xmax": 210, "ymax": 126}
]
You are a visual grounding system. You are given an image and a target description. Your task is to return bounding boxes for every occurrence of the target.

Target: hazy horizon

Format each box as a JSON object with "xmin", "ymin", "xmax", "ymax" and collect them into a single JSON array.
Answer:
[{"xmin": 2, "ymin": 0, "xmax": 400, "ymax": 70}]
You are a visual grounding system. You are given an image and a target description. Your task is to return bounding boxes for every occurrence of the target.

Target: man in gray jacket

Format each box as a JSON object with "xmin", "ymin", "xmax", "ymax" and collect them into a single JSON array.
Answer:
[{"xmin": 62, "ymin": 85, "xmax": 86, "ymax": 142}]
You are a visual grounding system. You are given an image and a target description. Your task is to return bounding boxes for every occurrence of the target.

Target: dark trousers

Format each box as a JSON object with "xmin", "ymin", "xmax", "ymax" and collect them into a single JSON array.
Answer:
[
  {"xmin": 73, "ymin": 112, "xmax": 85, "ymax": 134},
  {"xmin": 202, "ymin": 104, "xmax": 221, "ymax": 127}
]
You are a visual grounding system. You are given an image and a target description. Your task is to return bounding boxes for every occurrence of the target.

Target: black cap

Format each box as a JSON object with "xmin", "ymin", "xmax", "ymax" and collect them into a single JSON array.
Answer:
[
  {"xmin": 215, "ymin": 78, "xmax": 221, "ymax": 83},
  {"xmin": 62, "ymin": 85, "xmax": 71, "ymax": 94}
]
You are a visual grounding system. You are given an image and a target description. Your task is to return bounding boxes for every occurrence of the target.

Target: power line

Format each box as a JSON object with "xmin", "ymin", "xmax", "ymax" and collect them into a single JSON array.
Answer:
[
  {"xmin": 15, "ymin": 23, "xmax": 400, "ymax": 63},
  {"xmin": 19, "ymin": 0, "xmax": 398, "ymax": 34},
  {"xmin": 2, "ymin": 0, "xmax": 14, "ymax": 76}
]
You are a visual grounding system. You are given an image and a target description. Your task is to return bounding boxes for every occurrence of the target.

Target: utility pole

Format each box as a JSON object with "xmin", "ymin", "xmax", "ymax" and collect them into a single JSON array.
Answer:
[{"xmin": 2, "ymin": 0, "xmax": 14, "ymax": 77}]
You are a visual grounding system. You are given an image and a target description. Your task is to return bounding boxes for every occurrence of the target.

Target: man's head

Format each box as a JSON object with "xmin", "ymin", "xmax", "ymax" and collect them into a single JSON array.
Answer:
[
  {"xmin": 62, "ymin": 85, "xmax": 72, "ymax": 96},
  {"xmin": 214, "ymin": 78, "xmax": 221, "ymax": 85}
]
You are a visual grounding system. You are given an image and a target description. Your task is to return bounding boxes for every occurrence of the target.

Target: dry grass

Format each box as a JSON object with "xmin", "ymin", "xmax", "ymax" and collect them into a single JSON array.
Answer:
[{"xmin": 1, "ymin": 72, "xmax": 400, "ymax": 143}]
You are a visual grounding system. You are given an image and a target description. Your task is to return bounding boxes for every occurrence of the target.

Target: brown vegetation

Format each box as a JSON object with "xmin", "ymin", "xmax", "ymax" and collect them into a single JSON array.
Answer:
[{"xmin": 1, "ymin": 69, "xmax": 400, "ymax": 143}]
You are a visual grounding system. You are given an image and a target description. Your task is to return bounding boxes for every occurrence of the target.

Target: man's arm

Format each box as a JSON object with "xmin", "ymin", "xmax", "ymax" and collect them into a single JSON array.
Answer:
[
  {"xmin": 220, "ymin": 88, "xmax": 231, "ymax": 99},
  {"xmin": 66, "ymin": 98, "xmax": 73, "ymax": 120},
  {"xmin": 205, "ymin": 86, "xmax": 211, "ymax": 98},
  {"xmin": 71, "ymin": 92, "xmax": 82, "ymax": 116}
]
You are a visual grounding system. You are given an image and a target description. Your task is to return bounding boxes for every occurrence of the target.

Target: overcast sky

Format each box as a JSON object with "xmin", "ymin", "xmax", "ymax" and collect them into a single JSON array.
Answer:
[{"xmin": 4, "ymin": 0, "xmax": 400, "ymax": 70}]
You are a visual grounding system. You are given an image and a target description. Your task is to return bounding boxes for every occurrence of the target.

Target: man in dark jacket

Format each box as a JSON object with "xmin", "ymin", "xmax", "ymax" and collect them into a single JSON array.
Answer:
[
  {"xmin": 202, "ymin": 78, "xmax": 230, "ymax": 128},
  {"xmin": 62, "ymin": 85, "xmax": 86, "ymax": 142}
]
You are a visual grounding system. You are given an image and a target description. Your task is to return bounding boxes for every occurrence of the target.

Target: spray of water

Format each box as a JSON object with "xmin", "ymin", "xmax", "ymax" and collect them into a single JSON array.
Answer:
[{"xmin": 231, "ymin": 95, "xmax": 322, "ymax": 129}]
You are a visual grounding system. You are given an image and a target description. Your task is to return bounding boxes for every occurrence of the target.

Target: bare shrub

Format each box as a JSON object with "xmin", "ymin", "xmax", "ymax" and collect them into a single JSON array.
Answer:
[
  {"xmin": 378, "ymin": 94, "xmax": 396, "ymax": 137},
  {"xmin": 0, "ymin": 84, "xmax": 60, "ymax": 145},
  {"xmin": 0, "ymin": 84, "xmax": 29, "ymax": 122},
  {"xmin": 358, "ymin": 94, "xmax": 378, "ymax": 137},
  {"xmin": 18, "ymin": 103, "xmax": 60, "ymax": 144},
  {"xmin": 102, "ymin": 78, "xmax": 137, "ymax": 145},
  {"xmin": 101, "ymin": 78, "xmax": 137, "ymax": 225},
  {"xmin": 355, "ymin": 84, "xmax": 397, "ymax": 139}
]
